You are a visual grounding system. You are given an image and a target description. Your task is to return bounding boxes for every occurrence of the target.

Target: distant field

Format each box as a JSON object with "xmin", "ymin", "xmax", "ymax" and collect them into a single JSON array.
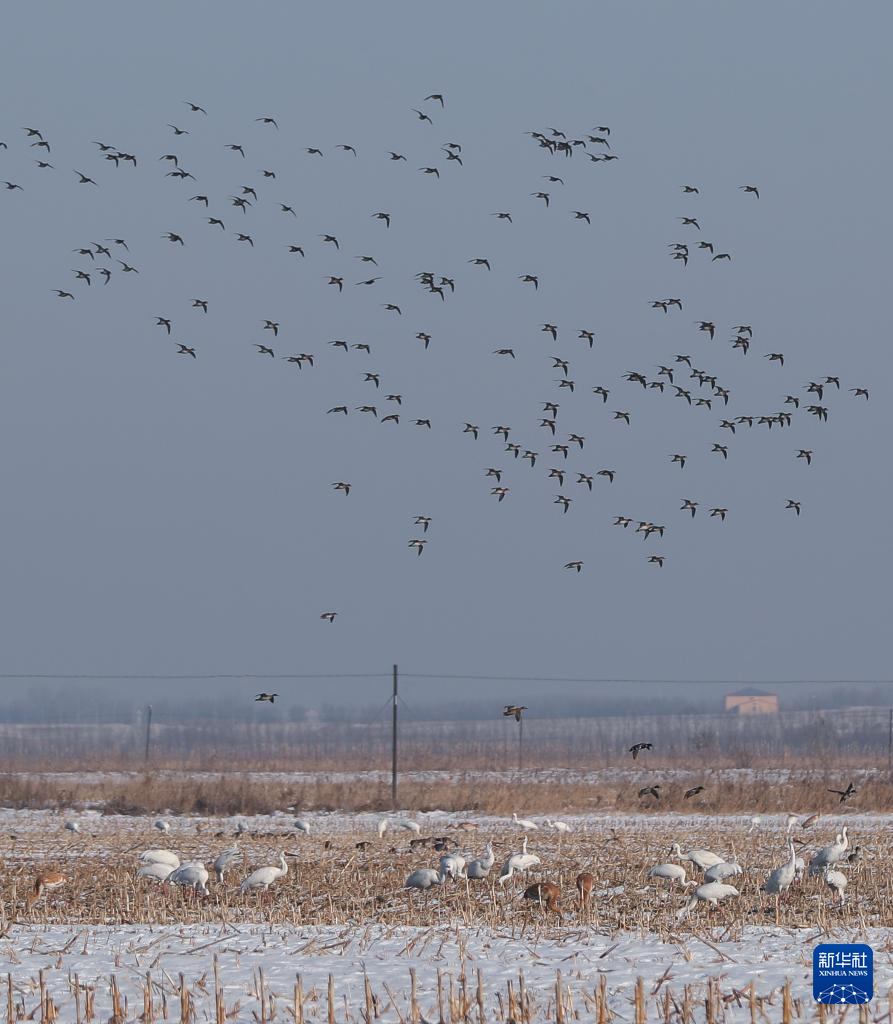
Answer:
[
  {"xmin": 0, "ymin": 765, "xmax": 889, "ymax": 815},
  {"xmin": 0, "ymin": 704, "xmax": 889, "ymax": 771}
]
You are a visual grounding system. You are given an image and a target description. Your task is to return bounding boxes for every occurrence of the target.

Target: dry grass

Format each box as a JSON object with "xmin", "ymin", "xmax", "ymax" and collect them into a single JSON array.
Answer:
[
  {"xmin": 0, "ymin": 766, "xmax": 891, "ymax": 816},
  {"xmin": 0, "ymin": 813, "xmax": 883, "ymax": 931}
]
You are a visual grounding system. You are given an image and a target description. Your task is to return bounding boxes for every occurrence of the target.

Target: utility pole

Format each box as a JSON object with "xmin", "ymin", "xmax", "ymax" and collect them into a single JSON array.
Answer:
[
  {"xmin": 880, "ymin": 708, "xmax": 888, "ymax": 770},
  {"xmin": 144, "ymin": 704, "xmax": 153, "ymax": 764},
  {"xmin": 391, "ymin": 665, "xmax": 398, "ymax": 808}
]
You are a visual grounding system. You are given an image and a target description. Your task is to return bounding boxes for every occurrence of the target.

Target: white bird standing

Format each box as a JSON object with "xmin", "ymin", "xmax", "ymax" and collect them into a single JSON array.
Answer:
[
  {"xmin": 64, "ymin": 821, "xmax": 80, "ymax": 834},
  {"xmin": 512, "ymin": 812, "xmax": 539, "ymax": 831},
  {"xmin": 648, "ymin": 863, "xmax": 689, "ymax": 888},
  {"xmin": 704, "ymin": 861, "xmax": 743, "ymax": 883},
  {"xmin": 397, "ymin": 820, "xmax": 422, "ymax": 833},
  {"xmin": 405, "ymin": 868, "xmax": 442, "ymax": 890},
  {"xmin": 762, "ymin": 839, "xmax": 797, "ymax": 923},
  {"xmin": 294, "ymin": 819, "xmax": 311, "ymax": 835},
  {"xmin": 785, "ymin": 814, "xmax": 799, "ymax": 834},
  {"xmin": 154, "ymin": 819, "xmax": 171, "ymax": 833},
  {"xmin": 139, "ymin": 849, "xmax": 180, "ymax": 869},
  {"xmin": 498, "ymin": 838, "xmax": 541, "ymax": 885},
  {"xmin": 825, "ymin": 867, "xmax": 847, "ymax": 906},
  {"xmin": 678, "ymin": 882, "xmax": 739, "ymax": 920},
  {"xmin": 169, "ymin": 862, "xmax": 210, "ymax": 896},
  {"xmin": 808, "ymin": 827, "xmax": 849, "ymax": 875},
  {"xmin": 137, "ymin": 861, "xmax": 175, "ymax": 882},
  {"xmin": 670, "ymin": 843, "xmax": 724, "ymax": 872},
  {"xmin": 213, "ymin": 847, "xmax": 241, "ymax": 882},
  {"xmin": 545, "ymin": 818, "xmax": 571, "ymax": 833},
  {"xmin": 377, "ymin": 819, "xmax": 389, "ymax": 838},
  {"xmin": 467, "ymin": 843, "xmax": 495, "ymax": 879},
  {"xmin": 747, "ymin": 816, "xmax": 762, "ymax": 833},
  {"xmin": 240, "ymin": 852, "xmax": 288, "ymax": 893}
]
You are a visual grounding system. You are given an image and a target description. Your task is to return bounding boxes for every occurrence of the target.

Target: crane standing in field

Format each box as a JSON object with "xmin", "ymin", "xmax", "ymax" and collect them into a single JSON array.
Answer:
[{"xmin": 240, "ymin": 852, "xmax": 289, "ymax": 895}]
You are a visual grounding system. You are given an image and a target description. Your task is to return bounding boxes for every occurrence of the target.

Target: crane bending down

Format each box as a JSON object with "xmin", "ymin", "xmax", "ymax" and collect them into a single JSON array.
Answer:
[
  {"xmin": 137, "ymin": 861, "xmax": 175, "ymax": 882},
  {"xmin": 677, "ymin": 882, "xmax": 738, "ymax": 920},
  {"xmin": 169, "ymin": 862, "xmax": 210, "ymax": 896},
  {"xmin": 405, "ymin": 868, "xmax": 442, "ymax": 890},
  {"xmin": 139, "ymin": 849, "xmax": 180, "ymax": 869},
  {"xmin": 240, "ymin": 852, "xmax": 288, "ymax": 893},
  {"xmin": 27, "ymin": 872, "xmax": 67, "ymax": 908},
  {"xmin": 647, "ymin": 863, "xmax": 690, "ymax": 888},
  {"xmin": 669, "ymin": 843, "xmax": 724, "ymax": 872}
]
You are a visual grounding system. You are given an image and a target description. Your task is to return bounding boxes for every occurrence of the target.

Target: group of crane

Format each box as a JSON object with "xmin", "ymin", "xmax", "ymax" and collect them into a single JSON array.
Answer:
[{"xmin": 404, "ymin": 821, "xmax": 855, "ymax": 923}]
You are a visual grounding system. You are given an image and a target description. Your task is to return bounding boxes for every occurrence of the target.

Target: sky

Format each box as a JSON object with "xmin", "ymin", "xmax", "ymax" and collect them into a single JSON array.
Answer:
[{"xmin": 0, "ymin": 1, "xmax": 890, "ymax": 715}]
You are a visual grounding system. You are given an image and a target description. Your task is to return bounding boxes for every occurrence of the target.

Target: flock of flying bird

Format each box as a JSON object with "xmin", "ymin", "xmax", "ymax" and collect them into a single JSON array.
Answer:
[{"xmin": 2, "ymin": 93, "xmax": 871, "ymax": 612}]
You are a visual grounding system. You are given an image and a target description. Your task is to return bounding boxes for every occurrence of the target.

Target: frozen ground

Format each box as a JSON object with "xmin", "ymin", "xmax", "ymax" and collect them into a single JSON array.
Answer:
[{"xmin": 3, "ymin": 923, "xmax": 892, "ymax": 1022}]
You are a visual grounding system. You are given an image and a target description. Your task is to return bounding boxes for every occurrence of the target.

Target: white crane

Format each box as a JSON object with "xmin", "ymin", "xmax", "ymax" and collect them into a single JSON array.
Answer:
[
  {"xmin": 785, "ymin": 814, "xmax": 799, "ymax": 834},
  {"xmin": 824, "ymin": 866, "xmax": 847, "ymax": 905},
  {"xmin": 137, "ymin": 861, "xmax": 174, "ymax": 882},
  {"xmin": 169, "ymin": 862, "xmax": 210, "ymax": 896},
  {"xmin": 64, "ymin": 821, "xmax": 80, "ymax": 834},
  {"xmin": 512, "ymin": 812, "xmax": 539, "ymax": 831},
  {"xmin": 545, "ymin": 819, "xmax": 571, "ymax": 833},
  {"xmin": 240, "ymin": 852, "xmax": 288, "ymax": 893},
  {"xmin": 439, "ymin": 853, "xmax": 467, "ymax": 880},
  {"xmin": 808, "ymin": 827, "xmax": 849, "ymax": 875},
  {"xmin": 648, "ymin": 863, "xmax": 689, "ymax": 887},
  {"xmin": 213, "ymin": 847, "xmax": 241, "ymax": 883},
  {"xmin": 747, "ymin": 816, "xmax": 762, "ymax": 833},
  {"xmin": 139, "ymin": 849, "xmax": 180, "ymax": 869},
  {"xmin": 677, "ymin": 882, "xmax": 739, "ymax": 920},
  {"xmin": 669, "ymin": 843, "xmax": 724, "ymax": 872},
  {"xmin": 704, "ymin": 861, "xmax": 743, "ymax": 883},
  {"xmin": 377, "ymin": 819, "xmax": 389, "ymax": 838},
  {"xmin": 154, "ymin": 819, "xmax": 170, "ymax": 833},
  {"xmin": 467, "ymin": 843, "xmax": 495, "ymax": 879},
  {"xmin": 762, "ymin": 840, "xmax": 797, "ymax": 898},
  {"xmin": 396, "ymin": 820, "xmax": 422, "ymax": 833},
  {"xmin": 498, "ymin": 837, "xmax": 541, "ymax": 885},
  {"xmin": 405, "ymin": 868, "xmax": 442, "ymax": 890},
  {"xmin": 293, "ymin": 819, "xmax": 311, "ymax": 835}
]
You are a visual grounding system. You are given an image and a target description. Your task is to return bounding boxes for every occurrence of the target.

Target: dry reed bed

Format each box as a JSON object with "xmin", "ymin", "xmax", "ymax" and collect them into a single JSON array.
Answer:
[{"xmin": 1, "ymin": 768, "xmax": 893, "ymax": 816}]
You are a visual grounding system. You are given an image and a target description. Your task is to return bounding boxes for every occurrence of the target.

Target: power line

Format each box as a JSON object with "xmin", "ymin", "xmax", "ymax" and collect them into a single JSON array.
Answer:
[
  {"xmin": 0, "ymin": 673, "xmax": 388, "ymax": 681},
  {"xmin": 0, "ymin": 671, "xmax": 889, "ymax": 685}
]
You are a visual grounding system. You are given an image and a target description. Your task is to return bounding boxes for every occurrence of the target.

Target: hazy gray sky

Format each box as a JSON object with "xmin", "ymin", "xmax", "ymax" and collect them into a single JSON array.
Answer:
[{"xmin": 0, "ymin": 1, "xmax": 890, "ymax": 711}]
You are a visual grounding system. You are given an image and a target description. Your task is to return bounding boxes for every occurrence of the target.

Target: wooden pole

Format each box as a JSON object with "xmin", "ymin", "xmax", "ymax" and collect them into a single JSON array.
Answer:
[
  {"xmin": 391, "ymin": 665, "xmax": 399, "ymax": 808},
  {"xmin": 144, "ymin": 705, "xmax": 153, "ymax": 764}
]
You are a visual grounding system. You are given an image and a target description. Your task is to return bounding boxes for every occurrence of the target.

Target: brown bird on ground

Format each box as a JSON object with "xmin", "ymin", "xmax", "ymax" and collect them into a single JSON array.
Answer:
[
  {"xmin": 27, "ymin": 872, "xmax": 67, "ymax": 909},
  {"xmin": 523, "ymin": 881, "xmax": 561, "ymax": 916},
  {"xmin": 576, "ymin": 872, "xmax": 594, "ymax": 905}
]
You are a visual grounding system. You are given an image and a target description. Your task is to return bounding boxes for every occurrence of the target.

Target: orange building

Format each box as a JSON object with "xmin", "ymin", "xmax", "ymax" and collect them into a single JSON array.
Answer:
[{"xmin": 724, "ymin": 687, "xmax": 779, "ymax": 714}]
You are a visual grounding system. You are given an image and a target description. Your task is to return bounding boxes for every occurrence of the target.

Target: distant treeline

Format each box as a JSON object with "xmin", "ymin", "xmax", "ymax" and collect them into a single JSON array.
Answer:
[
  {"xmin": 0, "ymin": 680, "xmax": 890, "ymax": 725},
  {"xmin": 0, "ymin": 704, "xmax": 888, "ymax": 769}
]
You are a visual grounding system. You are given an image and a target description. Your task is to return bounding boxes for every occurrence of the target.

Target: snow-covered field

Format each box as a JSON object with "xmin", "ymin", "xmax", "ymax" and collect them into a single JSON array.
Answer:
[
  {"xmin": 3, "ymin": 923, "xmax": 891, "ymax": 1023},
  {"xmin": 2, "ymin": 809, "xmax": 890, "ymax": 1020}
]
